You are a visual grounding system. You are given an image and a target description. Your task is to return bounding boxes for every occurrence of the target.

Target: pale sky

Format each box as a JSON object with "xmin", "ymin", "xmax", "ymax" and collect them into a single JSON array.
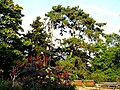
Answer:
[{"xmin": 14, "ymin": 0, "xmax": 120, "ymax": 34}]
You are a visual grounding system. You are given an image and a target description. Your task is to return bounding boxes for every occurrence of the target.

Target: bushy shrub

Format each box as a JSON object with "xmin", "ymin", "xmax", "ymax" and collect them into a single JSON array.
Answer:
[
  {"xmin": 0, "ymin": 79, "xmax": 11, "ymax": 90},
  {"xmin": 0, "ymin": 79, "xmax": 22, "ymax": 90},
  {"xmin": 7, "ymin": 60, "xmax": 75, "ymax": 90}
]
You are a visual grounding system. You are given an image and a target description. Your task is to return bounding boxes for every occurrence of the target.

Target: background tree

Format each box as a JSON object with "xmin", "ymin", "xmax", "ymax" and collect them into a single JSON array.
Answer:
[
  {"xmin": 91, "ymin": 32, "xmax": 120, "ymax": 82},
  {"xmin": 25, "ymin": 16, "xmax": 50, "ymax": 64}
]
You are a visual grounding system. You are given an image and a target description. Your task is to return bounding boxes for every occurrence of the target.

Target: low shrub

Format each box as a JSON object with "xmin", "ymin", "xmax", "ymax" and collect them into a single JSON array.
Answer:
[
  {"xmin": 0, "ymin": 79, "xmax": 22, "ymax": 90},
  {"xmin": 4, "ymin": 60, "xmax": 76, "ymax": 90}
]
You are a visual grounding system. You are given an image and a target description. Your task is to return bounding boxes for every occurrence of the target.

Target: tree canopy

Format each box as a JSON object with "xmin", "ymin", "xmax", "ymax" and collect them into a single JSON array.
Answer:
[
  {"xmin": 0, "ymin": 0, "xmax": 24, "ymax": 70},
  {"xmin": 0, "ymin": 1, "xmax": 120, "ymax": 84}
]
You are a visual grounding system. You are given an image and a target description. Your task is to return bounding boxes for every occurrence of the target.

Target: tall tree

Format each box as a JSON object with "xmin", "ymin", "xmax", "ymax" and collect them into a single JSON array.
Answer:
[
  {"xmin": 25, "ymin": 16, "xmax": 49, "ymax": 56},
  {"xmin": 0, "ymin": 0, "xmax": 24, "ymax": 70},
  {"xmin": 45, "ymin": 5, "xmax": 106, "ymax": 79}
]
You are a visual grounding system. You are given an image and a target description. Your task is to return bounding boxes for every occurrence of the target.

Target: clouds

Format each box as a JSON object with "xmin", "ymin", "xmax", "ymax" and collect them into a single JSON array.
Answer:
[
  {"xmin": 80, "ymin": 4, "xmax": 119, "ymax": 17},
  {"xmin": 78, "ymin": 4, "xmax": 120, "ymax": 34},
  {"xmin": 16, "ymin": 0, "xmax": 120, "ymax": 34}
]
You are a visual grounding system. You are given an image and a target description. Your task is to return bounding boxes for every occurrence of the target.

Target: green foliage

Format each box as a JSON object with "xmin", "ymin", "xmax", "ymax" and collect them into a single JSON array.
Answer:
[
  {"xmin": 90, "ymin": 70, "xmax": 106, "ymax": 83},
  {"xmin": 46, "ymin": 5, "xmax": 106, "ymax": 41},
  {"xmin": 0, "ymin": 0, "xmax": 24, "ymax": 70},
  {"xmin": 56, "ymin": 56, "xmax": 89, "ymax": 80},
  {"xmin": 0, "ymin": 79, "xmax": 22, "ymax": 90},
  {"xmin": 104, "ymin": 33, "xmax": 120, "ymax": 46},
  {"xmin": 91, "ymin": 33, "xmax": 120, "ymax": 82},
  {"xmin": 25, "ymin": 16, "xmax": 49, "ymax": 54},
  {"xmin": 45, "ymin": 5, "xmax": 107, "ymax": 80},
  {"xmin": 0, "ymin": 1, "xmax": 120, "ymax": 85},
  {"xmin": 0, "ymin": 79, "xmax": 11, "ymax": 90}
]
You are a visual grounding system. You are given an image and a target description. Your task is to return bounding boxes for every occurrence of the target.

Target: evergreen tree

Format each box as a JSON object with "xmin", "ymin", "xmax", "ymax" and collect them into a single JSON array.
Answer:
[
  {"xmin": 25, "ymin": 16, "xmax": 49, "ymax": 58},
  {"xmin": 45, "ymin": 5, "xmax": 106, "ymax": 79},
  {"xmin": 0, "ymin": 0, "xmax": 24, "ymax": 70}
]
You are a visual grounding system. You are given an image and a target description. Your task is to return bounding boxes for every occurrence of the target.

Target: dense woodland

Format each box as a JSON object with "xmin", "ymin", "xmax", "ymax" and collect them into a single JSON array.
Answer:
[{"xmin": 0, "ymin": 0, "xmax": 120, "ymax": 89}]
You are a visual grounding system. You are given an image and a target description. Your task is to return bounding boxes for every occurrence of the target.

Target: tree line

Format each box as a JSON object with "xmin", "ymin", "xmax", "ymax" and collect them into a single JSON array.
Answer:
[{"xmin": 0, "ymin": 0, "xmax": 120, "ymax": 83}]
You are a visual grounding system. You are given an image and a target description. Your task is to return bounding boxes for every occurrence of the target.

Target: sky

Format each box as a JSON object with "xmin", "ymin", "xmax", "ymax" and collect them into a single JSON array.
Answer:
[{"xmin": 14, "ymin": 0, "xmax": 120, "ymax": 34}]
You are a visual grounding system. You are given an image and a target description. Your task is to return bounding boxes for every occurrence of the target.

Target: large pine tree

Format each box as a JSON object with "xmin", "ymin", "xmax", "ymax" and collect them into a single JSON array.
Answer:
[
  {"xmin": 45, "ymin": 5, "xmax": 106, "ymax": 79},
  {"xmin": 0, "ymin": 0, "xmax": 24, "ymax": 70}
]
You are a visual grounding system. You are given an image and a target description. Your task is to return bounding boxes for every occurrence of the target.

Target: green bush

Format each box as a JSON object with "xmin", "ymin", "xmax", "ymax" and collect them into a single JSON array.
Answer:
[
  {"xmin": 0, "ymin": 79, "xmax": 22, "ymax": 90},
  {"xmin": 0, "ymin": 79, "xmax": 11, "ymax": 90}
]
